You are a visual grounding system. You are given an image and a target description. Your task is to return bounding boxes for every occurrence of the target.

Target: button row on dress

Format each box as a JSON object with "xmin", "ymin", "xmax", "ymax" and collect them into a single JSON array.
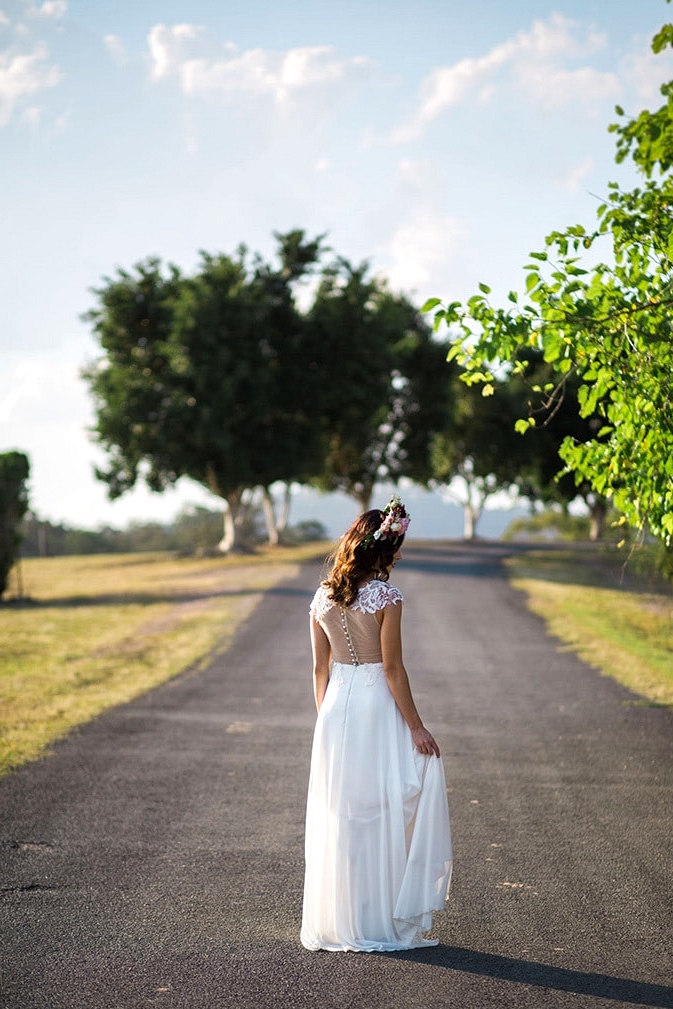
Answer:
[{"xmin": 340, "ymin": 609, "xmax": 359, "ymax": 666}]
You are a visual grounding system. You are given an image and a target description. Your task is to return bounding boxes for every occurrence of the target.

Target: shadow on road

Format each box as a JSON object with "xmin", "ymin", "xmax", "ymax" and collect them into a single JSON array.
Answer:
[
  {"xmin": 0, "ymin": 583, "xmax": 314, "ymax": 610},
  {"xmin": 401, "ymin": 540, "xmax": 673, "ymax": 598},
  {"xmin": 399, "ymin": 541, "xmax": 513, "ymax": 580},
  {"xmin": 386, "ymin": 945, "xmax": 673, "ymax": 1008}
]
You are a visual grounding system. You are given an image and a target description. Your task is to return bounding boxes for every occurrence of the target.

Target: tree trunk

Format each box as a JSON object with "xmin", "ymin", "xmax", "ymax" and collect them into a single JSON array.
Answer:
[
  {"xmin": 463, "ymin": 502, "xmax": 480, "ymax": 540},
  {"xmin": 219, "ymin": 499, "xmax": 236, "ymax": 554},
  {"xmin": 218, "ymin": 489, "xmax": 246, "ymax": 553},
  {"xmin": 460, "ymin": 474, "xmax": 484, "ymax": 540},
  {"xmin": 260, "ymin": 486, "xmax": 279, "ymax": 546},
  {"xmin": 589, "ymin": 496, "xmax": 607, "ymax": 542},
  {"xmin": 355, "ymin": 487, "xmax": 373, "ymax": 512},
  {"xmin": 276, "ymin": 483, "xmax": 292, "ymax": 534}
]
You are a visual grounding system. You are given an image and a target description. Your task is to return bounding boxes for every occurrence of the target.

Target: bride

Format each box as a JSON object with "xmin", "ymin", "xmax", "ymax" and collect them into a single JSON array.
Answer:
[{"xmin": 301, "ymin": 496, "xmax": 452, "ymax": 952}]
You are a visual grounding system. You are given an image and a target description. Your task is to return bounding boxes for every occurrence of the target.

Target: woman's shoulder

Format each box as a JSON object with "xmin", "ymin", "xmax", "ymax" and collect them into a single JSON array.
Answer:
[
  {"xmin": 309, "ymin": 584, "xmax": 333, "ymax": 622},
  {"xmin": 353, "ymin": 579, "xmax": 403, "ymax": 614}
]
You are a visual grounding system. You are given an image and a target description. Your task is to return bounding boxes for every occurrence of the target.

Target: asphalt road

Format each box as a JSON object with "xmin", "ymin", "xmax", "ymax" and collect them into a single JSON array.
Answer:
[{"xmin": 1, "ymin": 542, "xmax": 672, "ymax": 1009}]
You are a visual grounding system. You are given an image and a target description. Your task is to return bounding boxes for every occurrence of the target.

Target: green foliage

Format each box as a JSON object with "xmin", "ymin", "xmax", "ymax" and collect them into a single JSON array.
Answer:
[
  {"xmin": 20, "ymin": 505, "xmax": 264, "ymax": 556},
  {"xmin": 427, "ymin": 18, "xmax": 673, "ymax": 545},
  {"xmin": 280, "ymin": 519, "xmax": 328, "ymax": 544},
  {"xmin": 83, "ymin": 233, "xmax": 447, "ymax": 532},
  {"xmin": 431, "ymin": 376, "xmax": 522, "ymax": 489},
  {"xmin": 20, "ymin": 505, "xmax": 328, "ymax": 557},
  {"xmin": 429, "ymin": 370, "xmax": 529, "ymax": 537},
  {"xmin": 82, "ymin": 257, "xmax": 185, "ymax": 498},
  {"xmin": 0, "ymin": 451, "xmax": 30, "ymax": 597},
  {"xmin": 83, "ymin": 234, "xmax": 326, "ymax": 549},
  {"xmin": 503, "ymin": 509, "xmax": 592, "ymax": 542},
  {"xmin": 304, "ymin": 260, "xmax": 451, "ymax": 507},
  {"xmin": 610, "ymin": 10, "xmax": 673, "ymax": 175},
  {"xmin": 427, "ymin": 348, "xmax": 603, "ymax": 537},
  {"xmin": 501, "ymin": 349, "xmax": 606, "ymax": 512}
]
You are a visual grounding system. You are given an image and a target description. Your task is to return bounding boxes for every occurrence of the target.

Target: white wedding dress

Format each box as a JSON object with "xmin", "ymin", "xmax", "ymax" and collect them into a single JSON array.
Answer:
[{"xmin": 301, "ymin": 580, "xmax": 452, "ymax": 952}]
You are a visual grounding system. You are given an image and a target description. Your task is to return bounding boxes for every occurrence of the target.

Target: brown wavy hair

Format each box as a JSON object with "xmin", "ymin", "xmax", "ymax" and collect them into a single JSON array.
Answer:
[{"xmin": 323, "ymin": 510, "xmax": 405, "ymax": 608}]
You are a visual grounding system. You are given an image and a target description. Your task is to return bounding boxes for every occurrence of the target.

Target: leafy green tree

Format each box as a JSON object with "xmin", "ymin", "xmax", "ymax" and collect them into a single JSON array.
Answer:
[
  {"xmin": 307, "ymin": 260, "xmax": 450, "ymax": 509},
  {"xmin": 425, "ymin": 16, "xmax": 673, "ymax": 546},
  {"xmin": 0, "ymin": 451, "xmax": 30, "ymax": 597},
  {"xmin": 84, "ymin": 234, "xmax": 323, "ymax": 551},
  {"xmin": 82, "ymin": 257, "xmax": 184, "ymax": 499},
  {"xmin": 430, "ymin": 356, "xmax": 609, "ymax": 540},
  {"xmin": 501, "ymin": 350, "xmax": 610, "ymax": 540},
  {"xmin": 246, "ymin": 230, "xmax": 326, "ymax": 544},
  {"xmin": 430, "ymin": 375, "xmax": 526, "ymax": 539},
  {"xmin": 170, "ymin": 245, "xmax": 324, "ymax": 548}
]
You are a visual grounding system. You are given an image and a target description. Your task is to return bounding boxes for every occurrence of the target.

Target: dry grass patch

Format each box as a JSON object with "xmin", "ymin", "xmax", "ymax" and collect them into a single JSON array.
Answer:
[
  {"xmin": 1, "ymin": 544, "xmax": 328, "ymax": 774},
  {"xmin": 506, "ymin": 548, "xmax": 673, "ymax": 706}
]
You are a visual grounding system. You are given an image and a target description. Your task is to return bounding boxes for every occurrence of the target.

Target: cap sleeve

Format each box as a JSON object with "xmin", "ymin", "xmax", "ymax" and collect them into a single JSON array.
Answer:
[
  {"xmin": 352, "ymin": 580, "xmax": 403, "ymax": 614},
  {"xmin": 309, "ymin": 585, "xmax": 333, "ymax": 622},
  {"xmin": 383, "ymin": 583, "xmax": 403, "ymax": 607}
]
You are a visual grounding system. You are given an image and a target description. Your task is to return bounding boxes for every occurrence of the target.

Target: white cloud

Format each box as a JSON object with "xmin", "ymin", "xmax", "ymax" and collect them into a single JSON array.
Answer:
[
  {"xmin": 392, "ymin": 13, "xmax": 619, "ymax": 142},
  {"xmin": 40, "ymin": 0, "xmax": 66, "ymax": 15},
  {"xmin": 21, "ymin": 101, "xmax": 40, "ymax": 123},
  {"xmin": 383, "ymin": 207, "xmax": 467, "ymax": 294},
  {"xmin": 0, "ymin": 42, "xmax": 61, "ymax": 126},
  {"xmin": 516, "ymin": 65, "xmax": 619, "ymax": 111},
  {"xmin": 398, "ymin": 158, "xmax": 429, "ymax": 188},
  {"xmin": 314, "ymin": 156, "xmax": 329, "ymax": 173},
  {"xmin": 25, "ymin": 0, "xmax": 67, "ymax": 17},
  {"xmin": 0, "ymin": 10, "xmax": 10, "ymax": 27},
  {"xmin": 147, "ymin": 23, "xmax": 378, "ymax": 108},
  {"xmin": 183, "ymin": 46, "xmax": 376, "ymax": 105},
  {"xmin": 622, "ymin": 44, "xmax": 673, "ymax": 101},
  {"xmin": 147, "ymin": 23, "xmax": 205, "ymax": 81},
  {"xmin": 104, "ymin": 34, "xmax": 126, "ymax": 67},
  {"xmin": 0, "ymin": 359, "xmax": 42, "ymax": 423},
  {"xmin": 558, "ymin": 156, "xmax": 594, "ymax": 192},
  {"xmin": 47, "ymin": 107, "xmax": 66, "ymax": 135}
]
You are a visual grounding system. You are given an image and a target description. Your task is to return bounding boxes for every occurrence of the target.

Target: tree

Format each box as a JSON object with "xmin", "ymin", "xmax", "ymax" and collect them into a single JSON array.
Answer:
[
  {"xmin": 429, "ymin": 353, "xmax": 609, "ymax": 541},
  {"xmin": 430, "ymin": 374, "xmax": 526, "ymax": 539},
  {"xmin": 84, "ymin": 234, "xmax": 324, "ymax": 551},
  {"xmin": 501, "ymin": 350, "xmax": 610, "ymax": 540},
  {"xmin": 82, "ymin": 256, "xmax": 184, "ymax": 497},
  {"xmin": 307, "ymin": 260, "xmax": 450, "ymax": 509},
  {"xmin": 425, "ymin": 17, "xmax": 673, "ymax": 546},
  {"xmin": 247, "ymin": 230, "xmax": 326, "ymax": 544},
  {"xmin": 170, "ymin": 242, "xmax": 325, "ymax": 549},
  {"xmin": 0, "ymin": 451, "xmax": 30, "ymax": 597}
]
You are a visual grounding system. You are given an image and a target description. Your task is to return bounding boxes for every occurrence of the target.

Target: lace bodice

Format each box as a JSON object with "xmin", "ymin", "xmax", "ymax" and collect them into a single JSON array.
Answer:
[{"xmin": 310, "ymin": 580, "xmax": 403, "ymax": 665}]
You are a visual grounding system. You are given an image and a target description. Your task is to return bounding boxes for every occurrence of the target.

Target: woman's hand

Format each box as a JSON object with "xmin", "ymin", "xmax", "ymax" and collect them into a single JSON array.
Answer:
[{"xmin": 411, "ymin": 726, "xmax": 440, "ymax": 758}]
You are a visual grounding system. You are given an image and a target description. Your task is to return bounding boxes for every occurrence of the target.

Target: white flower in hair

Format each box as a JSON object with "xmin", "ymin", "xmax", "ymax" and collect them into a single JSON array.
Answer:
[{"xmin": 365, "ymin": 494, "xmax": 410, "ymax": 546}]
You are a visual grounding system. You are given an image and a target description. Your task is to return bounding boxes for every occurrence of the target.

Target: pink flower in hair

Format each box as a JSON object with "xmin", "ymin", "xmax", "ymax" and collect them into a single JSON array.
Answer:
[{"xmin": 372, "ymin": 495, "xmax": 410, "ymax": 543}]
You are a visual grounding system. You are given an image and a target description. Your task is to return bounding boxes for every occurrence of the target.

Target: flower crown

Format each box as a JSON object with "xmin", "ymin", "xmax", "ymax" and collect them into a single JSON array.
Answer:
[{"xmin": 362, "ymin": 495, "xmax": 410, "ymax": 549}]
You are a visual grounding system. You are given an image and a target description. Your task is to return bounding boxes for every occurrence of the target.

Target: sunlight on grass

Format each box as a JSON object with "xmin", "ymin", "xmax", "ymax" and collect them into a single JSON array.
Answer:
[
  {"xmin": 506, "ymin": 550, "xmax": 673, "ymax": 706},
  {"xmin": 0, "ymin": 545, "xmax": 328, "ymax": 774}
]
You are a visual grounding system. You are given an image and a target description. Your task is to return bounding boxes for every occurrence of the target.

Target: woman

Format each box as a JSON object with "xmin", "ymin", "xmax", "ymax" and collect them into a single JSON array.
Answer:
[{"xmin": 301, "ymin": 496, "xmax": 452, "ymax": 952}]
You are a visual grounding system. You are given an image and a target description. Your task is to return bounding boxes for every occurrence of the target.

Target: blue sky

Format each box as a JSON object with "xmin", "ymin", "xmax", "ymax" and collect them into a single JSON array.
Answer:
[{"xmin": 1, "ymin": 0, "xmax": 671, "ymax": 531}]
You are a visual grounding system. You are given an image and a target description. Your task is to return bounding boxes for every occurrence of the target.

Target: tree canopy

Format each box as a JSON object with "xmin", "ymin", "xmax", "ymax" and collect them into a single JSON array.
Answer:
[
  {"xmin": 84, "ymin": 234, "xmax": 451, "ymax": 546},
  {"xmin": 307, "ymin": 260, "xmax": 450, "ymax": 509},
  {"xmin": 84, "ymin": 234, "xmax": 324, "ymax": 549},
  {"xmin": 425, "ymin": 15, "xmax": 673, "ymax": 546}
]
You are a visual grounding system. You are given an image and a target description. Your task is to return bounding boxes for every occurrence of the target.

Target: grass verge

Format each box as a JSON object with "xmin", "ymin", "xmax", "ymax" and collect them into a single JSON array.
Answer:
[
  {"xmin": 0, "ymin": 543, "xmax": 328, "ymax": 775},
  {"xmin": 506, "ymin": 546, "xmax": 673, "ymax": 706}
]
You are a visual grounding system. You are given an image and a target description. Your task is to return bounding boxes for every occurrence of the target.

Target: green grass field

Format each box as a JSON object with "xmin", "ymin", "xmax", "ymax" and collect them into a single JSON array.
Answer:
[
  {"xmin": 506, "ymin": 546, "xmax": 673, "ymax": 706},
  {"xmin": 0, "ymin": 544, "xmax": 327, "ymax": 775}
]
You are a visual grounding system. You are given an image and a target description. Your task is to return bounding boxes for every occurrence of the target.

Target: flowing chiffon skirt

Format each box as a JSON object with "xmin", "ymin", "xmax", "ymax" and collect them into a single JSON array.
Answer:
[{"xmin": 301, "ymin": 661, "xmax": 452, "ymax": 952}]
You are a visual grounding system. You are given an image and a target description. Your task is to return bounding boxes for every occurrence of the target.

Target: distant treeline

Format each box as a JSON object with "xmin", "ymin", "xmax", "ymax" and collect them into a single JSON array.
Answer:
[{"xmin": 20, "ymin": 506, "xmax": 327, "ymax": 557}]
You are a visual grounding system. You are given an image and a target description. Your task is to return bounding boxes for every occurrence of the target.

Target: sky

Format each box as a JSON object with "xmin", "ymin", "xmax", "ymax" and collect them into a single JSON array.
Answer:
[{"xmin": 1, "ymin": 0, "xmax": 672, "ymax": 534}]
